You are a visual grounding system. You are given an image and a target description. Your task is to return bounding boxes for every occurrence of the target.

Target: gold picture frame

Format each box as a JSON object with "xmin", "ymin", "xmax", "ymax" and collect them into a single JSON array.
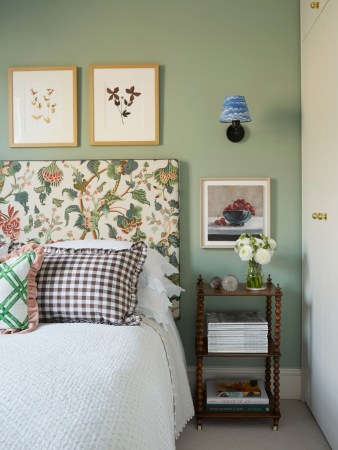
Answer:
[
  {"xmin": 89, "ymin": 64, "xmax": 159, "ymax": 146},
  {"xmin": 8, "ymin": 66, "xmax": 78, "ymax": 148}
]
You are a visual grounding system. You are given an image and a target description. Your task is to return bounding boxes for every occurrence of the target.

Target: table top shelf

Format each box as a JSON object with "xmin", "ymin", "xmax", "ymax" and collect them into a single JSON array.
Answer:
[{"xmin": 199, "ymin": 282, "xmax": 281, "ymax": 297}]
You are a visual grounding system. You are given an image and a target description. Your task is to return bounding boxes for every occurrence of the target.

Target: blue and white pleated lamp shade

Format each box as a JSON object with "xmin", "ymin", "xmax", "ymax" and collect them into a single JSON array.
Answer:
[{"xmin": 219, "ymin": 96, "xmax": 251, "ymax": 123}]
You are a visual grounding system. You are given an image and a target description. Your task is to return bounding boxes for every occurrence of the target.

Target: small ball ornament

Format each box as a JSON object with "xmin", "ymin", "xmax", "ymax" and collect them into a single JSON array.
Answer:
[
  {"xmin": 210, "ymin": 276, "xmax": 222, "ymax": 289},
  {"xmin": 222, "ymin": 274, "xmax": 239, "ymax": 291}
]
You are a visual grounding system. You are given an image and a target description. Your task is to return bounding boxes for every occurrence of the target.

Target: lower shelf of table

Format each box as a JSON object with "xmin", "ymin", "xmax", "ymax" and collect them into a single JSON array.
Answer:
[
  {"xmin": 195, "ymin": 391, "xmax": 281, "ymax": 429},
  {"xmin": 195, "ymin": 409, "xmax": 281, "ymax": 431},
  {"xmin": 196, "ymin": 410, "xmax": 281, "ymax": 419}
]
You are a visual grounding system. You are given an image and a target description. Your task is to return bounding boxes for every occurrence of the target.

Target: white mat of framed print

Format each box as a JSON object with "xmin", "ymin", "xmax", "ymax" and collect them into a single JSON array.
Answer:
[
  {"xmin": 8, "ymin": 66, "xmax": 78, "ymax": 147},
  {"xmin": 89, "ymin": 64, "xmax": 159, "ymax": 146},
  {"xmin": 200, "ymin": 178, "xmax": 270, "ymax": 248}
]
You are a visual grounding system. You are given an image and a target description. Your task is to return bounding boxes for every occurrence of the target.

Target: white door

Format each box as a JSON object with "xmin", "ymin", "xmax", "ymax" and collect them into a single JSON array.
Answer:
[
  {"xmin": 301, "ymin": 0, "xmax": 329, "ymax": 41},
  {"xmin": 302, "ymin": 1, "xmax": 338, "ymax": 448}
]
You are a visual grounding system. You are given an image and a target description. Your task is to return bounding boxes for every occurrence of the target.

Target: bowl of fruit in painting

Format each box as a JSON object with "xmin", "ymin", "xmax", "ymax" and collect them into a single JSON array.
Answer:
[
  {"xmin": 222, "ymin": 198, "xmax": 256, "ymax": 226},
  {"xmin": 223, "ymin": 210, "xmax": 251, "ymax": 226}
]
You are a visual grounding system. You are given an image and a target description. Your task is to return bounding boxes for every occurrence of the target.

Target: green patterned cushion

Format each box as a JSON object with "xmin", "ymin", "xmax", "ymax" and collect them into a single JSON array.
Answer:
[{"xmin": 0, "ymin": 250, "xmax": 36, "ymax": 330}]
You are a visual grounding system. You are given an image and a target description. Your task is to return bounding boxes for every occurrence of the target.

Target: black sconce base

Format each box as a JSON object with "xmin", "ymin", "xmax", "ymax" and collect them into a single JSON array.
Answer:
[{"xmin": 227, "ymin": 120, "xmax": 245, "ymax": 143}]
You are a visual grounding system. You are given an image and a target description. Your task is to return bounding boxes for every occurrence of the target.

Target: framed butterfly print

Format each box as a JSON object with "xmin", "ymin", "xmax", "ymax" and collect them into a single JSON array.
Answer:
[{"xmin": 89, "ymin": 64, "xmax": 159, "ymax": 146}]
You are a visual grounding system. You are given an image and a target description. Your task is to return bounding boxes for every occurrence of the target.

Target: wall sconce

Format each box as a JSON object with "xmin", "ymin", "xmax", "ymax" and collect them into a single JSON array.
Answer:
[{"xmin": 219, "ymin": 95, "xmax": 251, "ymax": 142}]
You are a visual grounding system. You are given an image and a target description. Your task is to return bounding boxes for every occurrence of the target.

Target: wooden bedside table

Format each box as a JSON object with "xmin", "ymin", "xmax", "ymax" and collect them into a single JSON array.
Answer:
[{"xmin": 195, "ymin": 274, "xmax": 283, "ymax": 430}]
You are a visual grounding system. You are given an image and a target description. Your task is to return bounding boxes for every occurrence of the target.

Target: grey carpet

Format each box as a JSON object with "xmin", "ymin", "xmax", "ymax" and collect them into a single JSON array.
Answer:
[{"xmin": 176, "ymin": 400, "xmax": 331, "ymax": 450}]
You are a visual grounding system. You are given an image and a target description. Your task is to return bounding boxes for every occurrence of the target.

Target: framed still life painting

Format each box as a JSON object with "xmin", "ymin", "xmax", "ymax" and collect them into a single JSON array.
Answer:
[
  {"xmin": 89, "ymin": 64, "xmax": 159, "ymax": 146},
  {"xmin": 200, "ymin": 178, "xmax": 270, "ymax": 248},
  {"xmin": 8, "ymin": 66, "xmax": 78, "ymax": 147}
]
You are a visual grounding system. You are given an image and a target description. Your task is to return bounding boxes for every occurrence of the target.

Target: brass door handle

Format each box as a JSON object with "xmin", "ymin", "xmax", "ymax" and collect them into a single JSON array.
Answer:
[
  {"xmin": 312, "ymin": 212, "xmax": 328, "ymax": 220},
  {"xmin": 310, "ymin": 1, "xmax": 320, "ymax": 8}
]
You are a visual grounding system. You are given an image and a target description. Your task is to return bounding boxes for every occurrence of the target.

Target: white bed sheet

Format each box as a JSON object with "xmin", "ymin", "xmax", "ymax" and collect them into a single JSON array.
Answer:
[{"xmin": 0, "ymin": 318, "xmax": 194, "ymax": 450}]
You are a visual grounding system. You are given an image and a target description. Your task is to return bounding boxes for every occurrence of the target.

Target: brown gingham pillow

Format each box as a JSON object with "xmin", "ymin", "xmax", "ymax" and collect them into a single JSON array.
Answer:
[{"xmin": 36, "ymin": 241, "xmax": 147, "ymax": 326}]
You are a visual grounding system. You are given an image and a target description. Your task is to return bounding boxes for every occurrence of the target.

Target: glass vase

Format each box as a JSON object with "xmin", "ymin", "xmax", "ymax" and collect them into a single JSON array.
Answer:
[{"xmin": 246, "ymin": 260, "xmax": 265, "ymax": 290}]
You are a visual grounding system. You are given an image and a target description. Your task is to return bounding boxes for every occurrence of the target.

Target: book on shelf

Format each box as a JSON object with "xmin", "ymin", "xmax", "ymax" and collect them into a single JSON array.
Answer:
[
  {"xmin": 205, "ymin": 404, "xmax": 270, "ymax": 413},
  {"xmin": 207, "ymin": 311, "xmax": 268, "ymax": 328},
  {"xmin": 207, "ymin": 345, "xmax": 268, "ymax": 353},
  {"xmin": 206, "ymin": 380, "xmax": 269, "ymax": 404},
  {"xmin": 208, "ymin": 330, "xmax": 268, "ymax": 336},
  {"xmin": 208, "ymin": 337, "xmax": 268, "ymax": 344},
  {"xmin": 208, "ymin": 341, "xmax": 268, "ymax": 348},
  {"xmin": 207, "ymin": 311, "xmax": 268, "ymax": 353},
  {"xmin": 217, "ymin": 379, "xmax": 261, "ymax": 397}
]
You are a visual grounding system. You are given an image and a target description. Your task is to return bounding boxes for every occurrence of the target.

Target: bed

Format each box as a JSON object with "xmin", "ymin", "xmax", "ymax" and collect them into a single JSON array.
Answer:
[{"xmin": 0, "ymin": 159, "xmax": 194, "ymax": 450}]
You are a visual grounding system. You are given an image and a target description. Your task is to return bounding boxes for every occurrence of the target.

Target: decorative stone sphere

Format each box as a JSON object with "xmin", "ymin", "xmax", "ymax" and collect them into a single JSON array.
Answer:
[
  {"xmin": 222, "ymin": 274, "xmax": 239, "ymax": 291},
  {"xmin": 210, "ymin": 276, "xmax": 222, "ymax": 289}
]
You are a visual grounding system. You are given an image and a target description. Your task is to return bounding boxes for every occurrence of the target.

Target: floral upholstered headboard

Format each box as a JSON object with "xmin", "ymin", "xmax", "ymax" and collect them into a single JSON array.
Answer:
[{"xmin": 0, "ymin": 159, "xmax": 181, "ymax": 317}]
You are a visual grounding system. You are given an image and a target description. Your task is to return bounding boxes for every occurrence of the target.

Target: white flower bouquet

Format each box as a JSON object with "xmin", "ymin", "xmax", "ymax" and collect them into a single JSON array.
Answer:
[
  {"xmin": 235, "ymin": 233, "xmax": 276, "ymax": 264},
  {"xmin": 235, "ymin": 233, "xmax": 277, "ymax": 289}
]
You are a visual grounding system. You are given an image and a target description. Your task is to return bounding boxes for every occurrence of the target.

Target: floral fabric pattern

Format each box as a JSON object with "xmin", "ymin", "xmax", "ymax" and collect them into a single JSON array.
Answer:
[{"xmin": 0, "ymin": 159, "xmax": 181, "ymax": 317}]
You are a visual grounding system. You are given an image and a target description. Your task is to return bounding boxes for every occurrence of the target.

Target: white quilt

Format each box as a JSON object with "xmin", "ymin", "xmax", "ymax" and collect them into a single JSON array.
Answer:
[{"xmin": 0, "ymin": 318, "xmax": 194, "ymax": 450}]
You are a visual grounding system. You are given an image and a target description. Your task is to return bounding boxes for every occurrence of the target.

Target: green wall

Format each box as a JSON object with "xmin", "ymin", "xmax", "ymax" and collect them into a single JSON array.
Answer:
[{"xmin": 0, "ymin": 0, "xmax": 301, "ymax": 368}]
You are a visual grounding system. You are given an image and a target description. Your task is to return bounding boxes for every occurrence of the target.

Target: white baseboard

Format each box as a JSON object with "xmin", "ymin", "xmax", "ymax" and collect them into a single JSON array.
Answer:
[{"xmin": 187, "ymin": 366, "xmax": 301, "ymax": 400}]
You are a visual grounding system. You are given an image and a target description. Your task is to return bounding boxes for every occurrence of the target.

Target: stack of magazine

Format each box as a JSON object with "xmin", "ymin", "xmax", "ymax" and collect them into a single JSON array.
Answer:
[
  {"xmin": 206, "ymin": 379, "xmax": 270, "ymax": 412},
  {"xmin": 207, "ymin": 311, "xmax": 268, "ymax": 353}
]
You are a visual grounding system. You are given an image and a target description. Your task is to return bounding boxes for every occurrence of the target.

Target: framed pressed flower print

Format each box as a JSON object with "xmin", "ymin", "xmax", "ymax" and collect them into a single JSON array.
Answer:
[
  {"xmin": 8, "ymin": 66, "xmax": 78, "ymax": 147},
  {"xmin": 200, "ymin": 178, "xmax": 270, "ymax": 248},
  {"xmin": 89, "ymin": 64, "xmax": 159, "ymax": 146}
]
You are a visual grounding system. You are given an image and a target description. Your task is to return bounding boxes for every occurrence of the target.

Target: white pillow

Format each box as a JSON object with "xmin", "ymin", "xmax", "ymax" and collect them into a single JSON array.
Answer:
[
  {"xmin": 137, "ymin": 272, "xmax": 184, "ymax": 297},
  {"xmin": 135, "ymin": 285, "xmax": 172, "ymax": 326},
  {"xmin": 143, "ymin": 247, "xmax": 178, "ymax": 277}
]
